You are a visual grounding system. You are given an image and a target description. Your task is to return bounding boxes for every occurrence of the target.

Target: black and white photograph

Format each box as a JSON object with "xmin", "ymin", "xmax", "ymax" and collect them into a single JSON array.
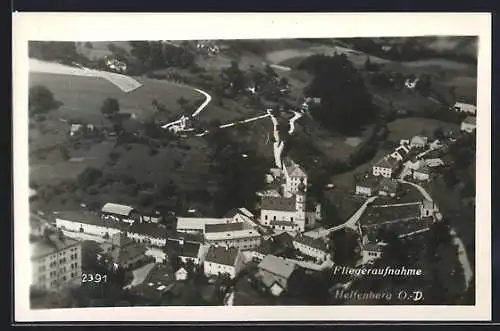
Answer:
[{"xmin": 14, "ymin": 13, "xmax": 491, "ymax": 322}]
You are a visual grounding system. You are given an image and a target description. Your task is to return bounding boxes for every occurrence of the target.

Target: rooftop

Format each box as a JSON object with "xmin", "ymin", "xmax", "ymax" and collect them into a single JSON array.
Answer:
[
  {"xmin": 378, "ymin": 178, "xmax": 399, "ymax": 193},
  {"xmin": 180, "ymin": 242, "xmax": 201, "ymax": 259},
  {"xmin": 205, "ymin": 245, "xmax": 240, "ymax": 267},
  {"xmin": 463, "ymin": 116, "xmax": 476, "ymax": 125},
  {"xmin": 283, "ymin": 158, "xmax": 307, "ymax": 178},
  {"xmin": 356, "ymin": 176, "xmax": 379, "ymax": 189},
  {"xmin": 373, "ymin": 156, "xmax": 399, "ymax": 170},
  {"xmin": 31, "ymin": 233, "xmax": 79, "ymax": 260},
  {"xmin": 176, "ymin": 217, "xmax": 233, "ymax": 231},
  {"xmin": 411, "ymin": 136, "xmax": 428, "ymax": 144},
  {"xmin": 205, "ymin": 222, "xmax": 245, "ymax": 233},
  {"xmin": 362, "ymin": 242, "xmax": 385, "ymax": 253},
  {"xmin": 261, "ymin": 196, "xmax": 296, "ymax": 212},
  {"xmin": 293, "ymin": 234, "xmax": 328, "ymax": 252},
  {"xmin": 101, "ymin": 203, "xmax": 135, "ymax": 216},
  {"xmin": 129, "ymin": 222, "xmax": 167, "ymax": 238},
  {"xmin": 55, "ymin": 211, "xmax": 128, "ymax": 230},
  {"xmin": 205, "ymin": 229, "xmax": 261, "ymax": 242},
  {"xmin": 258, "ymin": 255, "xmax": 297, "ymax": 280}
]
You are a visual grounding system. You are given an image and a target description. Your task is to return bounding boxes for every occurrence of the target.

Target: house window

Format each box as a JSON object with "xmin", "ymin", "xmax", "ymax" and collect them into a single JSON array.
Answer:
[
  {"xmin": 290, "ymin": 217, "xmax": 294, "ymax": 222},
  {"xmin": 273, "ymin": 216, "xmax": 276, "ymax": 221},
  {"xmin": 264, "ymin": 215, "xmax": 268, "ymax": 220},
  {"xmin": 62, "ymin": 276, "xmax": 67, "ymax": 282}
]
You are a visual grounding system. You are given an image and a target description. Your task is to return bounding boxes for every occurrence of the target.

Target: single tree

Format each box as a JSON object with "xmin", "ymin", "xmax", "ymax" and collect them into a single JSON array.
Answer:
[{"xmin": 101, "ymin": 98, "xmax": 120, "ymax": 118}]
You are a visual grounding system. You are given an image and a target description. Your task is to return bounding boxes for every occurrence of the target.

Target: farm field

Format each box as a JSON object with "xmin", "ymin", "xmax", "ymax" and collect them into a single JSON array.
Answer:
[
  {"xmin": 387, "ymin": 118, "xmax": 459, "ymax": 143},
  {"xmin": 29, "ymin": 72, "xmax": 202, "ymax": 123}
]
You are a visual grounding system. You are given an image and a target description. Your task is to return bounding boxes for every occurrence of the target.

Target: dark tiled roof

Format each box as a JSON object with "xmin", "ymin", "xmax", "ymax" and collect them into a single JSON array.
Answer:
[
  {"xmin": 205, "ymin": 245, "xmax": 239, "ymax": 267},
  {"xmin": 374, "ymin": 156, "xmax": 400, "ymax": 170},
  {"xmin": 293, "ymin": 234, "xmax": 328, "ymax": 251},
  {"xmin": 272, "ymin": 232, "xmax": 294, "ymax": 248},
  {"xmin": 254, "ymin": 240, "xmax": 274, "ymax": 255},
  {"xmin": 258, "ymin": 255, "xmax": 296, "ymax": 279},
  {"xmin": 55, "ymin": 211, "xmax": 128, "ymax": 230},
  {"xmin": 363, "ymin": 242, "xmax": 385, "ymax": 252},
  {"xmin": 205, "ymin": 222, "xmax": 244, "ymax": 233},
  {"xmin": 129, "ymin": 222, "xmax": 167, "ymax": 238},
  {"xmin": 31, "ymin": 234, "xmax": 79, "ymax": 260},
  {"xmin": 270, "ymin": 220, "xmax": 296, "ymax": 227},
  {"xmin": 109, "ymin": 241, "xmax": 147, "ymax": 264},
  {"xmin": 463, "ymin": 116, "xmax": 476, "ymax": 125},
  {"xmin": 356, "ymin": 176, "xmax": 378, "ymax": 189},
  {"xmin": 261, "ymin": 196, "xmax": 296, "ymax": 212},
  {"xmin": 223, "ymin": 208, "xmax": 240, "ymax": 218},
  {"xmin": 180, "ymin": 242, "xmax": 201, "ymax": 259},
  {"xmin": 378, "ymin": 178, "xmax": 399, "ymax": 193}
]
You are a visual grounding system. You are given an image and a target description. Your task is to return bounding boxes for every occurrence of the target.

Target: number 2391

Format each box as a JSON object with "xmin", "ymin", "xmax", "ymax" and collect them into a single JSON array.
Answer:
[{"xmin": 82, "ymin": 273, "xmax": 107, "ymax": 283}]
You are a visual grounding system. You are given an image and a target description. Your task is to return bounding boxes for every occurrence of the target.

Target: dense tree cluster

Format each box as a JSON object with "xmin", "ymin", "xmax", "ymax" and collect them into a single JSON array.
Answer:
[
  {"xmin": 298, "ymin": 54, "xmax": 379, "ymax": 135},
  {"xmin": 29, "ymin": 85, "xmax": 62, "ymax": 116},
  {"xmin": 206, "ymin": 129, "xmax": 267, "ymax": 215},
  {"xmin": 129, "ymin": 41, "xmax": 196, "ymax": 73},
  {"xmin": 29, "ymin": 41, "xmax": 88, "ymax": 65}
]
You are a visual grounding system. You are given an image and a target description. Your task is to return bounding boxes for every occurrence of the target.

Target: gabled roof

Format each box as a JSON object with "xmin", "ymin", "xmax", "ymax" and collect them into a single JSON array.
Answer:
[
  {"xmin": 129, "ymin": 222, "xmax": 167, "ymax": 239},
  {"xmin": 356, "ymin": 176, "xmax": 378, "ymax": 189},
  {"xmin": 363, "ymin": 242, "xmax": 385, "ymax": 253},
  {"xmin": 293, "ymin": 234, "xmax": 328, "ymax": 252},
  {"xmin": 258, "ymin": 255, "xmax": 297, "ymax": 280},
  {"xmin": 463, "ymin": 116, "xmax": 476, "ymax": 125},
  {"xmin": 101, "ymin": 203, "xmax": 135, "ymax": 216},
  {"xmin": 108, "ymin": 240, "xmax": 146, "ymax": 264},
  {"xmin": 179, "ymin": 242, "xmax": 201, "ymax": 259},
  {"xmin": 410, "ymin": 136, "xmax": 428, "ymax": 145},
  {"xmin": 415, "ymin": 164, "xmax": 431, "ymax": 175},
  {"xmin": 283, "ymin": 158, "xmax": 307, "ymax": 178},
  {"xmin": 176, "ymin": 217, "xmax": 232, "ymax": 231},
  {"xmin": 261, "ymin": 196, "xmax": 296, "ymax": 212},
  {"xmin": 378, "ymin": 178, "xmax": 399, "ymax": 193},
  {"xmin": 373, "ymin": 156, "xmax": 399, "ymax": 170},
  {"xmin": 205, "ymin": 245, "xmax": 240, "ymax": 267},
  {"xmin": 205, "ymin": 222, "xmax": 244, "ymax": 233},
  {"xmin": 30, "ymin": 233, "xmax": 79, "ymax": 260}
]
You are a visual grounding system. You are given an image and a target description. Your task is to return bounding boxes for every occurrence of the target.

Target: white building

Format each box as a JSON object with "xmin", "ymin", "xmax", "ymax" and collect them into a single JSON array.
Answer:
[
  {"xmin": 31, "ymin": 232, "xmax": 82, "ymax": 291},
  {"xmin": 420, "ymin": 199, "xmax": 436, "ymax": 218},
  {"xmin": 55, "ymin": 211, "xmax": 126, "ymax": 238},
  {"xmin": 176, "ymin": 217, "xmax": 235, "ymax": 233},
  {"xmin": 127, "ymin": 222, "xmax": 168, "ymax": 247},
  {"xmin": 361, "ymin": 242, "xmax": 385, "ymax": 265},
  {"xmin": 425, "ymin": 158, "xmax": 445, "ymax": 167},
  {"xmin": 175, "ymin": 267, "xmax": 188, "ymax": 281},
  {"xmin": 453, "ymin": 102, "xmax": 476, "ymax": 115},
  {"xmin": 203, "ymin": 246, "xmax": 244, "ymax": 279},
  {"xmin": 413, "ymin": 164, "xmax": 431, "ymax": 182},
  {"xmin": 292, "ymin": 235, "xmax": 328, "ymax": 262},
  {"xmin": 390, "ymin": 143, "xmax": 412, "ymax": 161},
  {"xmin": 204, "ymin": 222, "xmax": 262, "ymax": 250},
  {"xmin": 224, "ymin": 208, "xmax": 258, "ymax": 229},
  {"xmin": 410, "ymin": 136, "xmax": 428, "ymax": 149},
  {"xmin": 461, "ymin": 116, "xmax": 477, "ymax": 133},
  {"xmin": 100, "ymin": 202, "xmax": 140, "ymax": 224},
  {"xmin": 355, "ymin": 177, "xmax": 378, "ymax": 196},
  {"xmin": 372, "ymin": 156, "xmax": 400, "ymax": 178},
  {"xmin": 257, "ymin": 255, "xmax": 297, "ymax": 290},
  {"xmin": 259, "ymin": 192, "xmax": 306, "ymax": 232},
  {"xmin": 282, "ymin": 158, "xmax": 308, "ymax": 197}
]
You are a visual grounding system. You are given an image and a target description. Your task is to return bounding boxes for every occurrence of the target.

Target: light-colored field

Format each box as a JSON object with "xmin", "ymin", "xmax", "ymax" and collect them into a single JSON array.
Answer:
[
  {"xmin": 387, "ymin": 117, "xmax": 459, "ymax": 142},
  {"xmin": 266, "ymin": 45, "xmax": 388, "ymax": 67},
  {"xmin": 29, "ymin": 72, "xmax": 201, "ymax": 123},
  {"xmin": 30, "ymin": 58, "xmax": 142, "ymax": 93}
]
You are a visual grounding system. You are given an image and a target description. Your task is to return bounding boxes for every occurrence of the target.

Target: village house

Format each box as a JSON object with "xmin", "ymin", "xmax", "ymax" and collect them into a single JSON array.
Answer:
[
  {"xmin": 410, "ymin": 136, "xmax": 428, "ymax": 149},
  {"xmin": 244, "ymin": 239, "xmax": 274, "ymax": 263},
  {"xmin": 259, "ymin": 191, "xmax": 307, "ymax": 232},
  {"xmin": 127, "ymin": 222, "xmax": 168, "ymax": 247},
  {"xmin": 131, "ymin": 264, "xmax": 175, "ymax": 303},
  {"xmin": 372, "ymin": 156, "xmax": 400, "ymax": 178},
  {"xmin": 30, "ymin": 215, "xmax": 49, "ymax": 239},
  {"xmin": 204, "ymin": 222, "xmax": 262, "ymax": 250},
  {"xmin": 223, "ymin": 207, "xmax": 258, "ymax": 229},
  {"xmin": 175, "ymin": 217, "xmax": 235, "ymax": 234},
  {"xmin": 305, "ymin": 201, "xmax": 322, "ymax": 229},
  {"xmin": 292, "ymin": 235, "xmax": 329, "ymax": 262},
  {"xmin": 390, "ymin": 143, "xmax": 412, "ymax": 161},
  {"xmin": 203, "ymin": 245, "xmax": 244, "ymax": 279},
  {"xmin": 361, "ymin": 242, "xmax": 385, "ymax": 265},
  {"xmin": 453, "ymin": 101, "xmax": 477, "ymax": 115},
  {"xmin": 175, "ymin": 267, "xmax": 189, "ymax": 281},
  {"xmin": 167, "ymin": 239, "xmax": 205, "ymax": 266},
  {"xmin": 282, "ymin": 158, "xmax": 308, "ymax": 196},
  {"xmin": 404, "ymin": 77, "xmax": 419, "ymax": 89},
  {"xmin": 377, "ymin": 178, "xmax": 399, "ymax": 197},
  {"xmin": 461, "ymin": 116, "xmax": 477, "ymax": 133},
  {"xmin": 99, "ymin": 232, "xmax": 148, "ymax": 270},
  {"xmin": 257, "ymin": 255, "xmax": 297, "ymax": 291},
  {"xmin": 55, "ymin": 211, "xmax": 127, "ymax": 239},
  {"xmin": 254, "ymin": 271, "xmax": 285, "ymax": 297},
  {"xmin": 141, "ymin": 209, "xmax": 163, "ymax": 224},
  {"xmin": 355, "ymin": 176, "xmax": 378, "ymax": 196},
  {"xmin": 420, "ymin": 199, "xmax": 436, "ymax": 218},
  {"xmin": 425, "ymin": 158, "xmax": 445, "ymax": 168},
  {"xmin": 31, "ymin": 230, "xmax": 82, "ymax": 291},
  {"xmin": 413, "ymin": 164, "xmax": 431, "ymax": 182},
  {"xmin": 100, "ymin": 202, "xmax": 141, "ymax": 224}
]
